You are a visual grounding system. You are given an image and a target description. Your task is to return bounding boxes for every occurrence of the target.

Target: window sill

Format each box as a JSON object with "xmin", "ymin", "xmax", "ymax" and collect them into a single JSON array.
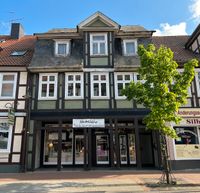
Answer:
[
  {"xmin": 115, "ymin": 97, "xmax": 128, "ymax": 100},
  {"xmin": 0, "ymin": 97, "xmax": 15, "ymax": 100},
  {"xmin": 91, "ymin": 97, "xmax": 110, "ymax": 100},
  {"xmin": 65, "ymin": 97, "xmax": 84, "ymax": 100},
  {"xmin": 123, "ymin": 54, "xmax": 138, "ymax": 57},
  {"xmin": 90, "ymin": 54, "xmax": 108, "ymax": 57},
  {"xmin": 55, "ymin": 54, "xmax": 70, "ymax": 57},
  {"xmin": 0, "ymin": 151, "xmax": 10, "ymax": 154},
  {"xmin": 38, "ymin": 98, "xmax": 57, "ymax": 101}
]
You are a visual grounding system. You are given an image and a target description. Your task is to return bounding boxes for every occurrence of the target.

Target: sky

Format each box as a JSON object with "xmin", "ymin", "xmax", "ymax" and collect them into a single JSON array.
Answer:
[{"xmin": 0, "ymin": 0, "xmax": 200, "ymax": 36}]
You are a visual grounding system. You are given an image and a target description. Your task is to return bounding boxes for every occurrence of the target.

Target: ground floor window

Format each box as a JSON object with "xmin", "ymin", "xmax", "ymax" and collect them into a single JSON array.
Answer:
[
  {"xmin": 44, "ymin": 129, "xmax": 73, "ymax": 165},
  {"xmin": 0, "ymin": 119, "xmax": 12, "ymax": 153},
  {"xmin": 174, "ymin": 126, "xmax": 200, "ymax": 159},
  {"xmin": 42, "ymin": 127, "xmax": 137, "ymax": 166}
]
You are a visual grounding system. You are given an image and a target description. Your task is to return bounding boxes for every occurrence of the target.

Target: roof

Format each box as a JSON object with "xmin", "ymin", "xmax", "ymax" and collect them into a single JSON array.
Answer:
[
  {"xmin": 0, "ymin": 35, "xmax": 36, "ymax": 66},
  {"xmin": 47, "ymin": 28, "xmax": 77, "ymax": 33},
  {"xmin": 120, "ymin": 25, "xmax": 148, "ymax": 32},
  {"xmin": 185, "ymin": 24, "xmax": 200, "ymax": 48},
  {"xmin": 152, "ymin": 36, "xmax": 200, "ymax": 63}
]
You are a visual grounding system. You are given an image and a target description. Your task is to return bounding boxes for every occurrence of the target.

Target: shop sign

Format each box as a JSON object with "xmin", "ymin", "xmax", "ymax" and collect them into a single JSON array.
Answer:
[
  {"xmin": 179, "ymin": 118, "xmax": 200, "ymax": 126},
  {"xmin": 73, "ymin": 119, "xmax": 105, "ymax": 128},
  {"xmin": 178, "ymin": 108, "xmax": 200, "ymax": 117}
]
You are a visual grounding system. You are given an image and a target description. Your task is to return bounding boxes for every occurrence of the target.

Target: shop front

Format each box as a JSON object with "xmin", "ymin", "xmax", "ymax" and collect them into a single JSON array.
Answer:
[
  {"xmin": 171, "ymin": 108, "xmax": 200, "ymax": 169},
  {"xmin": 28, "ymin": 116, "xmax": 160, "ymax": 171}
]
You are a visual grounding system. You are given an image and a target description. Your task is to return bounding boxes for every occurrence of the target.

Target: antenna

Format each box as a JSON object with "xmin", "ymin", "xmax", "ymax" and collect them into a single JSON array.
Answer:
[{"xmin": 8, "ymin": 11, "xmax": 24, "ymax": 23}]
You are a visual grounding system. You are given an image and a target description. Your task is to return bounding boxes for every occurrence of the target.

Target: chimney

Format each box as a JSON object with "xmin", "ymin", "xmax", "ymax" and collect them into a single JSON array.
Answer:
[{"xmin": 10, "ymin": 23, "xmax": 24, "ymax": 39}]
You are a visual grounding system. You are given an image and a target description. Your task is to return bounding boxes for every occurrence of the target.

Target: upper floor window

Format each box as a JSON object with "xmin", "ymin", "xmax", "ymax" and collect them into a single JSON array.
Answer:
[
  {"xmin": 54, "ymin": 40, "xmax": 70, "ymax": 57},
  {"xmin": 38, "ymin": 73, "xmax": 57, "ymax": 100},
  {"xmin": 90, "ymin": 33, "xmax": 108, "ymax": 56},
  {"xmin": 123, "ymin": 39, "xmax": 137, "ymax": 56},
  {"xmin": 115, "ymin": 73, "xmax": 134, "ymax": 99},
  {"xmin": 91, "ymin": 73, "xmax": 109, "ymax": 99},
  {"xmin": 0, "ymin": 73, "xmax": 17, "ymax": 99},
  {"xmin": 0, "ymin": 119, "xmax": 12, "ymax": 153},
  {"xmin": 65, "ymin": 73, "xmax": 83, "ymax": 99},
  {"xmin": 195, "ymin": 71, "xmax": 200, "ymax": 96}
]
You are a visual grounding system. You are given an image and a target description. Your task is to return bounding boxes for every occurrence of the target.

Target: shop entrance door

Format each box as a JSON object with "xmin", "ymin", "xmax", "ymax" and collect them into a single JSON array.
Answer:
[
  {"xmin": 140, "ymin": 133, "xmax": 154, "ymax": 166},
  {"xmin": 96, "ymin": 135, "xmax": 109, "ymax": 164}
]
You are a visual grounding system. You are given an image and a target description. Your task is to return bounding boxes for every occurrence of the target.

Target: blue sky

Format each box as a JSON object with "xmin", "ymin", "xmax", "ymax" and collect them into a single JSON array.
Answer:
[{"xmin": 0, "ymin": 0, "xmax": 200, "ymax": 36}]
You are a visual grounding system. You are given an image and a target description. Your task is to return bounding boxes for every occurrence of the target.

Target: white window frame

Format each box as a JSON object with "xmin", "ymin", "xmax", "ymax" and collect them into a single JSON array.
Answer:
[
  {"xmin": 90, "ymin": 33, "xmax": 108, "ymax": 56},
  {"xmin": 173, "ymin": 126, "xmax": 200, "ymax": 160},
  {"xmin": 54, "ymin": 40, "xmax": 70, "ymax": 57},
  {"xmin": 65, "ymin": 73, "xmax": 84, "ymax": 99},
  {"xmin": 123, "ymin": 39, "xmax": 138, "ymax": 56},
  {"xmin": 0, "ymin": 118, "xmax": 13, "ymax": 153},
  {"xmin": 195, "ymin": 69, "xmax": 200, "ymax": 96},
  {"xmin": 0, "ymin": 73, "xmax": 17, "ymax": 99},
  {"xmin": 90, "ymin": 72, "xmax": 109, "ymax": 99},
  {"xmin": 38, "ymin": 73, "xmax": 58, "ymax": 100},
  {"xmin": 114, "ymin": 72, "xmax": 134, "ymax": 99}
]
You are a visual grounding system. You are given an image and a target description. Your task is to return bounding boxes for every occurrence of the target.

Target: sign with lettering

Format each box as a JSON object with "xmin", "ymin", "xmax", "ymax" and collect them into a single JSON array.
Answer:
[
  {"xmin": 179, "ymin": 118, "xmax": 200, "ymax": 126},
  {"xmin": 178, "ymin": 108, "xmax": 200, "ymax": 117},
  {"xmin": 73, "ymin": 119, "xmax": 105, "ymax": 128}
]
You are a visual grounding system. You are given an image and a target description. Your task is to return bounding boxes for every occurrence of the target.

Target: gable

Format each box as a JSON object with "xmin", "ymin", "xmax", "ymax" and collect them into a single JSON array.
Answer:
[
  {"xmin": 87, "ymin": 18, "xmax": 112, "ymax": 27},
  {"xmin": 78, "ymin": 11, "xmax": 119, "ymax": 30}
]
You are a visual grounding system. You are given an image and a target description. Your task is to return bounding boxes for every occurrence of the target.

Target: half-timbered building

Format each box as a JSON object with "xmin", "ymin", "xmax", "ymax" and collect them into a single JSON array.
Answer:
[
  {"xmin": 0, "ymin": 23, "xmax": 36, "ymax": 172},
  {"xmin": 0, "ymin": 13, "xmax": 199, "ymax": 172}
]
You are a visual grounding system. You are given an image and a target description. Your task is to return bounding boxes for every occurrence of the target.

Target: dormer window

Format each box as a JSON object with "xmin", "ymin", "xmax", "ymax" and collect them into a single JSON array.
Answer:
[
  {"xmin": 123, "ymin": 39, "xmax": 137, "ymax": 56},
  {"xmin": 54, "ymin": 40, "xmax": 70, "ymax": 56},
  {"xmin": 90, "ymin": 33, "xmax": 108, "ymax": 56}
]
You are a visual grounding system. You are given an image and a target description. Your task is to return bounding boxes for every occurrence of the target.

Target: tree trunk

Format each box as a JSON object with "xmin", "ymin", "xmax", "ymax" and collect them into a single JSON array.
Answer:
[{"xmin": 159, "ymin": 134, "xmax": 176, "ymax": 184}]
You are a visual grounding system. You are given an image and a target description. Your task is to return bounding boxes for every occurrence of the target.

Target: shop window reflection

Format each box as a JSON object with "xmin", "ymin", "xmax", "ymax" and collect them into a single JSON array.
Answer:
[{"xmin": 174, "ymin": 127, "xmax": 200, "ymax": 159}]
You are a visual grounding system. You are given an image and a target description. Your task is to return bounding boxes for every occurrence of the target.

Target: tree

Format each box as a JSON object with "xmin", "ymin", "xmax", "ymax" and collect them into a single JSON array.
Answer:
[{"xmin": 123, "ymin": 44, "xmax": 198, "ymax": 184}]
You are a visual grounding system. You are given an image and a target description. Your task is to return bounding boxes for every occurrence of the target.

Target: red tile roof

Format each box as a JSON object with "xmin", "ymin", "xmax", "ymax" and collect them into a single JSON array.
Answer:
[
  {"xmin": 0, "ymin": 35, "xmax": 36, "ymax": 66},
  {"xmin": 152, "ymin": 36, "xmax": 200, "ymax": 63}
]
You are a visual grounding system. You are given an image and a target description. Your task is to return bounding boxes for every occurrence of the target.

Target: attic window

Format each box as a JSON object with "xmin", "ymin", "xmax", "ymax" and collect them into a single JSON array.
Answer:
[
  {"xmin": 0, "ymin": 39, "xmax": 5, "ymax": 43},
  {"xmin": 10, "ymin": 51, "xmax": 27, "ymax": 56},
  {"xmin": 54, "ymin": 40, "xmax": 70, "ymax": 57},
  {"xmin": 123, "ymin": 39, "xmax": 137, "ymax": 56}
]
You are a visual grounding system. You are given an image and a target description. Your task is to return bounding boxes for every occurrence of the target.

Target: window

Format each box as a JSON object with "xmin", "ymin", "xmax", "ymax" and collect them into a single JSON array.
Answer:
[
  {"xmin": 196, "ymin": 71, "xmax": 200, "ymax": 96},
  {"xmin": 115, "ymin": 73, "xmax": 134, "ymax": 99},
  {"xmin": 174, "ymin": 127, "xmax": 200, "ymax": 159},
  {"xmin": 90, "ymin": 33, "xmax": 108, "ymax": 56},
  {"xmin": 54, "ymin": 40, "xmax": 70, "ymax": 56},
  {"xmin": 123, "ymin": 39, "xmax": 137, "ymax": 56},
  {"xmin": 65, "ymin": 73, "xmax": 83, "ymax": 99},
  {"xmin": 0, "ymin": 119, "xmax": 12, "ymax": 153},
  {"xmin": 38, "ymin": 73, "xmax": 57, "ymax": 100},
  {"xmin": 10, "ymin": 51, "xmax": 27, "ymax": 56},
  {"xmin": 0, "ymin": 73, "xmax": 17, "ymax": 99},
  {"xmin": 91, "ymin": 73, "xmax": 109, "ymax": 98}
]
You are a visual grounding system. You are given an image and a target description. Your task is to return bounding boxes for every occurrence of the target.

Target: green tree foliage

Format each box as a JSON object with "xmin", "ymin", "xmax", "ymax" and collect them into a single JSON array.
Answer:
[{"xmin": 123, "ymin": 44, "xmax": 198, "ymax": 138}]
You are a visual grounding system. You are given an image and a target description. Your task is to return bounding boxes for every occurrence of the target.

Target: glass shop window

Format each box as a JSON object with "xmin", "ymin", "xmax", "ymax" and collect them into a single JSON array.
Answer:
[{"xmin": 174, "ymin": 127, "xmax": 200, "ymax": 159}]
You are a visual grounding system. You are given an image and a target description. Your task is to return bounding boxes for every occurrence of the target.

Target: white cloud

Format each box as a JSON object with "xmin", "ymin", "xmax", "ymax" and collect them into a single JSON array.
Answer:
[
  {"xmin": 154, "ymin": 22, "xmax": 188, "ymax": 36},
  {"xmin": 189, "ymin": 0, "xmax": 200, "ymax": 22},
  {"xmin": 0, "ymin": 22, "xmax": 10, "ymax": 35}
]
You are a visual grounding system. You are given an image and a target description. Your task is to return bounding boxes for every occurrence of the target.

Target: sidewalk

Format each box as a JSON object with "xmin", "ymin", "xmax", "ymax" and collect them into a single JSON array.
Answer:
[{"xmin": 0, "ymin": 170, "xmax": 200, "ymax": 193}]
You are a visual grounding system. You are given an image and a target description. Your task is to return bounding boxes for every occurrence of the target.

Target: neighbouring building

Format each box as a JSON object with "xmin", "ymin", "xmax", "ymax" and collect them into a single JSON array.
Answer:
[
  {"xmin": 0, "ymin": 12, "xmax": 200, "ymax": 173},
  {"xmin": 0, "ymin": 23, "xmax": 36, "ymax": 172},
  {"xmin": 153, "ymin": 24, "xmax": 200, "ymax": 169}
]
